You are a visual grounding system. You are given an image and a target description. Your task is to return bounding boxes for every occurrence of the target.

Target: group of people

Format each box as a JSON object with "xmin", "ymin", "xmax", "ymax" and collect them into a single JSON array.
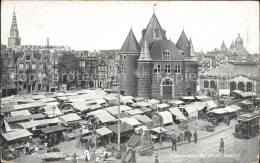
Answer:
[
  {"xmin": 171, "ymin": 130, "xmax": 198, "ymax": 151},
  {"xmin": 184, "ymin": 129, "xmax": 198, "ymax": 143},
  {"xmin": 25, "ymin": 140, "xmax": 36, "ymax": 155}
]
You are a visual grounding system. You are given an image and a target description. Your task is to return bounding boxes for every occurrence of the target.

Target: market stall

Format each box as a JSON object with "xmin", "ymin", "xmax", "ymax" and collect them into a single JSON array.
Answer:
[
  {"xmin": 132, "ymin": 115, "xmax": 153, "ymax": 128},
  {"xmin": 96, "ymin": 127, "xmax": 113, "ymax": 145},
  {"xmin": 169, "ymin": 107, "xmax": 187, "ymax": 122},
  {"xmin": 154, "ymin": 103, "xmax": 170, "ymax": 112},
  {"xmin": 157, "ymin": 111, "xmax": 173, "ymax": 125},
  {"xmin": 126, "ymin": 109, "xmax": 143, "ymax": 116},
  {"xmin": 107, "ymin": 122, "xmax": 134, "ymax": 142},
  {"xmin": 168, "ymin": 100, "xmax": 185, "ymax": 107},
  {"xmin": 58, "ymin": 113, "xmax": 82, "ymax": 127},
  {"xmin": 183, "ymin": 105, "xmax": 198, "ymax": 119},
  {"xmin": 206, "ymin": 100, "xmax": 218, "ymax": 111},
  {"xmin": 120, "ymin": 117, "xmax": 142, "ymax": 128},
  {"xmin": 194, "ymin": 95, "xmax": 212, "ymax": 102}
]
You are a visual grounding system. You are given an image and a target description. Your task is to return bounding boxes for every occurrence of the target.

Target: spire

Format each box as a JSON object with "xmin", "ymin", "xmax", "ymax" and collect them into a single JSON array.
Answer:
[
  {"xmin": 185, "ymin": 37, "xmax": 197, "ymax": 61},
  {"xmin": 176, "ymin": 30, "xmax": 189, "ymax": 54},
  {"xmin": 120, "ymin": 29, "xmax": 141, "ymax": 53},
  {"xmin": 12, "ymin": 8, "xmax": 17, "ymax": 25},
  {"xmin": 139, "ymin": 13, "xmax": 167, "ymax": 46},
  {"xmin": 153, "ymin": 4, "xmax": 157, "ymax": 14},
  {"xmin": 47, "ymin": 37, "xmax": 49, "ymax": 46},
  {"xmin": 221, "ymin": 40, "xmax": 227, "ymax": 51},
  {"xmin": 138, "ymin": 38, "xmax": 151, "ymax": 61}
]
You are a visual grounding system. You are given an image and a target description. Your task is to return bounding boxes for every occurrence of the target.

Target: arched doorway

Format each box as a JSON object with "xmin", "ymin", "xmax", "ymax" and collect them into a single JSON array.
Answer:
[
  {"xmin": 204, "ymin": 81, "xmax": 209, "ymax": 88},
  {"xmin": 246, "ymin": 82, "xmax": 252, "ymax": 92},
  {"xmin": 230, "ymin": 82, "xmax": 236, "ymax": 92},
  {"xmin": 210, "ymin": 80, "xmax": 217, "ymax": 89},
  {"xmin": 161, "ymin": 78, "xmax": 173, "ymax": 100},
  {"xmin": 238, "ymin": 82, "xmax": 245, "ymax": 91}
]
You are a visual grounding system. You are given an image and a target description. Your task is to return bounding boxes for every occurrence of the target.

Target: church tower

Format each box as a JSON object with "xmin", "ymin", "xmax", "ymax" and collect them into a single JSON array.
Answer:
[
  {"xmin": 119, "ymin": 29, "xmax": 141, "ymax": 96},
  {"xmin": 137, "ymin": 38, "xmax": 153, "ymax": 99},
  {"xmin": 8, "ymin": 8, "xmax": 21, "ymax": 48}
]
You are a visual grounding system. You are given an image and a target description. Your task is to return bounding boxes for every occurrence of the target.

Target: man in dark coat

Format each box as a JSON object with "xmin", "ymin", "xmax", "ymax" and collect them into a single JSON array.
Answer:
[
  {"xmin": 184, "ymin": 130, "xmax": 188, "ymax": 141},
  {"xmin": 187, "ymin": 130, "xmax": 191, "ymax": 143},
  {"xmin": 47, "ymin": 138, "xmax": 53, "ymax": 148},
  {"xmin": 193, "ymin": 130, "xmax": 198, "ymax": 143},
  {"xmin": 171, "ymin": 135, "xmax": 177, "ymax": 151},
  {"xmin": 219, "ymin": 138, "xmax": 224, "ymax": 153}
]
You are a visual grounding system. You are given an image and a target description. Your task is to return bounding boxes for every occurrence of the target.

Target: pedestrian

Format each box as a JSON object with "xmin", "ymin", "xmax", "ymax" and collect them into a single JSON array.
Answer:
[
  {"xmin": 184, "ymin": 130, "xmax": 188, "ymax": 141},
  {"xmin": 47, "ymin": 138, "xmax": 53, "ymax": 148},
  {"xmin": 171, "ymin": 135, "xmax": 177, "ymax": 151},
  {"xmin": 72, "ymin": 153, "xmax": 77, "ymax": 163},
  {"xmin": 193, "ymin": 130, "xmax": 198, "ymax": 143},
  {"xmin": 159, "ymin": 134, "xmax": 163, "ymax": 147},
  {"xmin": 25, "ymin": 141, "xmax": 30, "ymax": 155},
  {"xmin": 187, "ymin": 130, "xmax": 191, "ymax": 143},
  {"xmin": 219, "ymin": 138, "xmax": 224, "ymax": 153},
  {"xmin": 155, "ymin": 154, "xmax": 159, "ymax": 163}
]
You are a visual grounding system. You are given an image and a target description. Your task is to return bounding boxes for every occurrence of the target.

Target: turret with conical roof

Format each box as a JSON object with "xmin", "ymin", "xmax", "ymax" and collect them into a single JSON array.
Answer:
[
  {"xmin": 185, "ymin": 37, "xmax": 197, "ymax": 61},
  {"xmin": 221, "ymin": 40, "xmax": 227, "ymax": 51},
  {"xmin": 230, "ymin": 41, "xmax": 235, "ymax": 49},
  {"xmin": 137, "ymin": 38, "xmax": 153, "ymax": 99},
  {"xmin": 139, "ymin": 13, "xmax": 167, "ymax": 47},
  {"xmin": 119, "ymin": 29, "xmax": 140, "ymax": 96},
  {"xmin": 176, "ymin": 29, "xmax": 189, "ymax": 55}
]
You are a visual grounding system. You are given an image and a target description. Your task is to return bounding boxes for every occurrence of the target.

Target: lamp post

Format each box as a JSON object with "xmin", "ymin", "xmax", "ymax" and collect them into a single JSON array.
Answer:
[
  {"xmin": 116, "ymin": 62, "xmax": 121, "ymax": 152},
  {"xmin": 52, "ymin": 105, "xmax": 55, "ymax": 117}
]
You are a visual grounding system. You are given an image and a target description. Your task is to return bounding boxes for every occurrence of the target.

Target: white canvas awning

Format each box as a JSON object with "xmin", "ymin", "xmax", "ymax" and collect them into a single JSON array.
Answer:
[
  {"xmin": 169, "ymin": 107, "xmax": 187, "ymax": 121},
  {"xmin": 181, "ymin": 96, "xmax": 195, "ymax": 100},
  {"xmin": 95, "ymin": 98, "xmax": 107, "ymax": 105},
  {"xmin": 132, "ymin": 102, "xmax": 151, "ymax": 107},
  {"xmin": 240, "ymin": 92, "xmax": 257, "ymax": 97},
  {"xmin": 11, "ymin": 110, "xmax": 31, "ymax": 117},
  {"xmin": 13, "ymin": 104, "xmax": 33, "ymax": 111},
  {"xmin": 106, "ymin": 105, "xmax": 133, "ymax": 115},
  {"xmin": 96, "ymin": 127, "xmax": 112, "ymax": 136},
  {"xmin": 2, "ymin": 129, "xmax": 33, "ymax": 141},
  {"xmin": 41, "ymin": 98, "xmax": 57, "ymax": 103},
  {"xmin": 148, "ymin": 99, "xmax": 160, "ymax": 105},
  {"xmin": 192, "ymin": 102, "xmax": 207, "ymax": 111},
  {"xmin": 155, "ymin": 103, "xmax": 170, "ymax": 109},
  {"xmin": 229, "ymin": 105, "xmax": 242, "ymax": 112},
  {"xmin": 43, "ymin": 105, "xmax": 63, "ymax": 117},
  {"xmin": 158, "ymin": 111, "xmax": 173, "ymax": 124},
  {"xmin": 45, "ymin": 102, "xmax": 59, "ymax": 106},
  {"xmin": 206, "ymin": 100, "xmax": 218, "ymax": 110},
  {"xmin": 209, "ymin": 108, "xmax": 227, "ymax": 114},
  {"xmin": 95, "ymin": 113, "xmax": 116, "ymax": 123},
  {"xmin": 183, "ymin": 105, "xmax": 198, "ymax": 118},
  {"xmin": 126, "ymin": 109, "xmax": 143, "ymax": 115},
  {"xmin": 70, "ymin": 102, "xmax": 91, "ymax": 112},
  {"xmin": 168, "ymin": 100, "xmax": 185, "ymax": 105},
  {"xmin": 219, "ymin": 89, "xmax": 230, "ymax": 96},
  {"xmin": 223, "ymin": 106, "xmax": 236, "ymax": 113},
  {"xmin": 120, "ymin": 117, "xmax": 142, "ymax": 127},
  {"xmin": 59, "ymin": 113, "xmax": 82, "ymax": 123},
  {"xmin": 150, "ymin": 127, "xmax": 167, "ymax": 134}
]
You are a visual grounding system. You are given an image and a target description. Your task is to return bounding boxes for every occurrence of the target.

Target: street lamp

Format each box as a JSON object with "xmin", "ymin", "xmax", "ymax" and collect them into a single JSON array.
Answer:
[{"xmin": 52, "ymin": 105, "xmax": 56, "ymax": 117}]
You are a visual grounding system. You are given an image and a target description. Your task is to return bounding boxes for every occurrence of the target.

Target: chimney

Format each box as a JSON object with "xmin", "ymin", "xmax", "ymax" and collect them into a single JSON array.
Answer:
[{"xmin": 142, "ymin": 29, "xmax": 146, "ymax": 38}]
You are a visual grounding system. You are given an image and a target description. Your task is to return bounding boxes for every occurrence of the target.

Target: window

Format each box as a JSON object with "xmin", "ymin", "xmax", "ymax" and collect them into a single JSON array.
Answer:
[
  {"xmin": 164, "ymin": 65, "xmax": 171, "ymax": 74},
  {"xmin": 26, "ymin": 55, "xmax": 30, "ymax": 60},
  {"xmin": 32, "ymin": 63, "xmax": 36, "ymax": 69},
  {"xmin": 45, "ymin": 57, "xmax": 47, "ymax": 60},
  {"xmin": 162, "ymin": 79, "xmax": 172, "ymax": 85},
  {"xmin": 163, "ymin": 51, "xmax": 170, "ymax": 60},
  {"xmin": 26, "ymin": 64, "xmax": 29, "ymax": 69},
  {"xmin": 123, "ymin": 55, "xmax": 127, "ymax": 60},
  {"xmin": 4, "ymin": 54, "xmax": 8, "ymax": 58},
  {"xmin": 87, "ymin": 62, "xmax": 90, "ymax": 66},
  {"xmin": 81, "ymin": 61, "xmax": 85, "ymax": 67},
  {"xmin": 98, "ymin": 67, "xmax": 101, "ymax": 71},
  {"xmin": 8, "ymin": 60, "xmax": 11, "ymax": 65},
  {"xmin": 174, "ymin": 65, "xmax": 181, "ymax": 74},
  {"xmin": 154, "ymin": 64, "xmax": 161, "ymax": 74},
  {"xmin": 204, "ymin": 81, "xmax": 209, "ymax": 88},
  {"xmin": 121, "ymin": 64, "xmax": 125, "ymax": 71},
  {"xmin": 19, "ymin": 63, "xmax": 24, "ymax": 68}
]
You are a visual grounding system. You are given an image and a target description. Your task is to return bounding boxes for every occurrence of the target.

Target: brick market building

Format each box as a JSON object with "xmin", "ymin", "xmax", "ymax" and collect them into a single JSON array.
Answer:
[{"xmin": 119, "ymin": 13, "xmax": 198, "ymax": 100}]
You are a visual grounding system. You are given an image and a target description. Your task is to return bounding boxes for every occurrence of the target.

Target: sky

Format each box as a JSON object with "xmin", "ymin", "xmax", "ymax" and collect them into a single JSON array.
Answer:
[{"xmin": 1, "ymin": 1, "xmax": 259, "ymax": 53}]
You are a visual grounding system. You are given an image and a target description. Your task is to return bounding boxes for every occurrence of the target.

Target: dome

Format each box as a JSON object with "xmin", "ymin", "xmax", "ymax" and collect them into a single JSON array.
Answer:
[{"xmin": 235, "ymin": 34, "xmax": 243, "ymax": 46}]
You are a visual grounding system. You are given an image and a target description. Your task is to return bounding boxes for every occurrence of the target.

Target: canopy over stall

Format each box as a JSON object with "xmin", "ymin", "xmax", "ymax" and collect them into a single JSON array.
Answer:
[
  {"xmin": 138, "ymin": 107, "xmax": 152, "ymax": 113},
  {"xmin": 155, "ymin": 103, "xmax": 170, "ymax": 110},
  {"xmin": 168, "ymin": 100, "xmax": 185, "ymax": 106},
  {"xmin": 11, "ymin": 110, "xmax": 32, "ymax": 117},
  {"xmin": 95, "ymin": 112, "xmax": 117, "ymax": 123},
  {"xmin": 96, "ymin": 127, "xmax": 112, "ymax": 136},
  {"xmin": 120, "ymin": 117, "xmax": 142, "ymax": 127},
  {"xmin": 169, "ymin": 107, "xmax": 187, "ymax": 121},
  {"xmin": 222, "ymin": 106, "xmax": 237, "ymax": 113},
  {"xmin": 18, "ymin": 118, "xmax": 62, "ymax": 129},
  {"xmin": 2, "ymin": 129, "xmax": 33, "ymax": 141},
  {"xmin": 32, "ymin": 95, "xmax": 46, "ymax": 100},
  {"xmin": 240, "ymin": 100, "xmax": 252, "ymax": 105},
  {"xmin": 12, "ymin": 104, "xmax": 33, "ymax": 111},
  {"xmin": 126, "ymin": 109, "xmax": 143, "ymax": 116},
  {"xmin": 70, "ymin": 102, "xmax": 91, "ymax": 112},
  {"xmin": 106, "ymin": 105, "xmax": 133, "ymax": 115},
  {"xmin": 132, "ymin": 115, "xmax": 153, "ymax": 128},
  {"xmin": 157, "ymin": 111, "xmax": 173, "ymax": 125},
  {"xmin": 229, "ymin": 105, "xmax": 242, "ymax": 112},
  {"xmin": 218, "ymin": 89, "xmax": 230, "ymax": 96},
  {"xmin": 206, "ymin": 100, "xmax": 218, "ymax": 110},
  {"xmin": 59, "ymin": 113, "xmax": 82, "ymax": 124},
  {"xmin": 94, "ymin": 98, "xmax": 107, "ymax": 105},
  {"xmin": 43, "ymin": 105, "xmax": 63, "ymax": 117},
  {"xmin": 107, "ymin": 122, "xmax": 134, "ymax": 136},
  {"xmin": 132, "ymin": 102, "xmax": 151, "ymax": 107},
  {"xmin": 183, "ymin": 105, "xmax": 198, "ymax": 118},
  {"xmin": 148, "ymin": 99, "xmax": 160, "ymax": 106},
  {"xmin": 41, "ymin": 125, "xmax": 66, "ymax": 134},
  {"xmin": 40, "ymin": 98, "xmax": 57, "ymax": 103},
  {"xmin": 192, "ymin": 102, "xmax": 207, "ymax": 111},
  {"xmin": 209, "ymin": 108, "xmax": 227, "ymax": 114},
  {"xmin": 150, "ymin": 127, "xmax": 167, "ymax": 134},
  {"xmin": 194, "ymin": 95, "xmax": 212, "ymax": 102},
  {"xmin": 240, "ymin": 92, "xmax": 257, "ymax": 98}
]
